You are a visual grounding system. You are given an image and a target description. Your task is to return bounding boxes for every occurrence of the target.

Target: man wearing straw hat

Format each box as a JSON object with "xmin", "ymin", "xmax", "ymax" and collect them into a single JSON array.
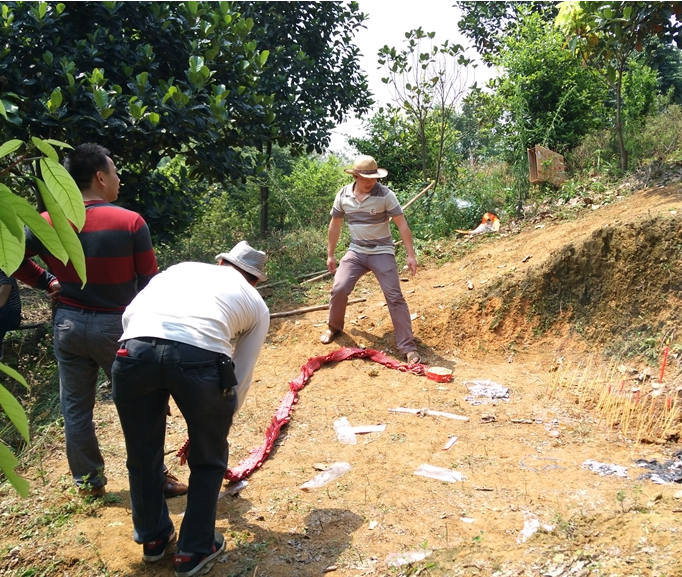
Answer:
[
  {"xmin": 111, "ymin": 241, "xmax": 269, "ymax": 576},
  {"xmin": 320, "ymin": 155, "xmax": 420, "ymax": 365}
]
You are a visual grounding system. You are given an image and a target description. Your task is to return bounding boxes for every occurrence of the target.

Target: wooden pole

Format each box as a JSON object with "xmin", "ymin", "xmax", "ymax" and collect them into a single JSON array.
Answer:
[
  {"xmin": 257, "ymin": 268, "xmax": 329, "ymax": 290},
  {"xmin": 256, "ymin": 280, "xmax": 287, "ymax": 291},
  {"xmin": 391, "ymin": 182, "xmax": 435, "ymax": 248},
  {"xmin": 298, "ymin": 269, "xmax": 328, "ymax": 280},
  {"xmin": 402, "ymin": 181, "xmax": 435, "ymax": 212},
  {"xmin": 300, "ymin": 271, "xmax": 332, "ymax": 284},
  {"xmin": 270, "ymin": 298, "xmax": 365, "ymax": 319}
]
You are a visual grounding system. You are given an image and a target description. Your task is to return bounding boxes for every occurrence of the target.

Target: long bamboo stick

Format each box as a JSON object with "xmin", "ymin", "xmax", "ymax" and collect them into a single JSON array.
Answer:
[
  {"xmin": 301, "ymin": 271, "xmax": 332, "ymax": 284},
  {"xmin": 270, "ymin": 297, "xmax": 366, "ymax": 319},
  {"xmin": 257, "ymin": 268, "xmax": 330, "ymax": 290},
  {"xmin": 402, "ymin": 181, "xmax": 435, "ymax": 211}
]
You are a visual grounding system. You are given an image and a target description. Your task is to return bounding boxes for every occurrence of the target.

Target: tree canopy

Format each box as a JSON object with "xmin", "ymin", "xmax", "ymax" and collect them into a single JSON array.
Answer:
[
  {"xmin": 236, "ymin": 1, "xmax": 372, "ymax": 235},
  {"xmin": 0, "ymin": 1, "xmax": 371, "ymax": 240},
  {"xmin": 241, "ymin": 1, "xmax": 372, "ymax": 156},
  {"xmin": 456, "ymin": 1, "xmax": 559, "ymax": 64},
  {"xmin": 556, "ymin": 1, "xmax": 682, "ymax": 170}
]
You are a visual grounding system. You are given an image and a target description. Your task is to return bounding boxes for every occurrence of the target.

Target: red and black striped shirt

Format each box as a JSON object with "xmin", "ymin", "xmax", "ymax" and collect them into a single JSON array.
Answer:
[{"xmin": 14, "ymin": 201, "xmax": 158, "ymax": 313}]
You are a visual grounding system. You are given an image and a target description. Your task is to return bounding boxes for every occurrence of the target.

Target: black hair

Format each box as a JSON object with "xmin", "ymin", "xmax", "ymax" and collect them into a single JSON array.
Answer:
[{"xmin": 63, "ymin": 143, "xmax": 112, "ymax": 190}]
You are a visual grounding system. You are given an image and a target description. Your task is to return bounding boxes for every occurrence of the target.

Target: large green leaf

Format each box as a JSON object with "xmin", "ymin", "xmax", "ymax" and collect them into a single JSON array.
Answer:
[
  {"xmin": 0, "ymin": 218, "xmax": 24, "ymax": 275},
  {"xmin": 0, "ymin": 442, "xmax": 29, "ymax": 497},
  {"xmin": 0, "ymin": 362, "xmax": 28, "ymax": 389},
  {"xmin": 0, "ymin": 140, "xmax": 23, "ymax": 159},
  {"xmin": 42, "ymin": 139, "xmax": 73, "ymax": 151},
  {"xmin": 34, "ymin": 180, "xmax": 87, "ymax": 286},
  {"xmin": 31, "ymin": 136, "xmax": 58, "ymax": 162},
  {"xmin": 0, "ymin": 184, "xmax": 68, "ymax": 264},
  {"xmin": 0, "ymin": 382, "xmax": 29, "ymax": 442},
  {"xmin": 0, "ymin": 198, "xmax": 24, "ymax": 242},
  {"xmin": 40, "ymin": 158, "xmax": 85, "ymax": 230}
]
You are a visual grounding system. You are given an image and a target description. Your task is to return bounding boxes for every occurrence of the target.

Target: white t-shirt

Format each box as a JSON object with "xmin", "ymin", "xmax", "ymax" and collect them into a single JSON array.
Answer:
[{"xmin": 120, "ymin": 262, "xmax": 270, "ymax": 413}]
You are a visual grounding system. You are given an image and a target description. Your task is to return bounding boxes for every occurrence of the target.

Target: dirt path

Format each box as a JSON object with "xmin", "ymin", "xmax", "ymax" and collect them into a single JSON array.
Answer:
[{"xmin": 2, "ymin": 184, "xmax": 682, "ymax": 577}]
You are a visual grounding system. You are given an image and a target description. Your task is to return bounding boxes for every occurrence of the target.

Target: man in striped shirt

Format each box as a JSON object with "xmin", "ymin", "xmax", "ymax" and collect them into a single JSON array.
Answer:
[
  {"xmin": 320, "ymin": 155, "xmax": 421, "ymax": 365},
  {"xmin": 14, "ymin": 144, "xmax": 185, "ymax": 497}
]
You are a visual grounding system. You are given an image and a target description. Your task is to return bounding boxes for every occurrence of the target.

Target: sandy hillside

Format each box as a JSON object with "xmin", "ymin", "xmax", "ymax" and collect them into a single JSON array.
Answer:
[{"xmin": 1, "ymin": 181, "xmax": 682, "ymax": 577}]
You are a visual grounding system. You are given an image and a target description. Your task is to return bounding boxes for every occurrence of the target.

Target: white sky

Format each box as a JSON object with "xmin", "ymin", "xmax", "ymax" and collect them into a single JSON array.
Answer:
[{"xmin": 328, "ymin": 0, "xmax": 498, "ymax": 155}]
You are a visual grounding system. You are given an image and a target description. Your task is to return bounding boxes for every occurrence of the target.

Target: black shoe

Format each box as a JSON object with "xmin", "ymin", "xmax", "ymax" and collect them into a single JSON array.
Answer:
[
  {"xmin": 174, "ymin": 533, "xmax": 225, "ymax": 576},
  {"xmin": 143, "ymin": 527, "xmax": 176, "ymax": 562}
]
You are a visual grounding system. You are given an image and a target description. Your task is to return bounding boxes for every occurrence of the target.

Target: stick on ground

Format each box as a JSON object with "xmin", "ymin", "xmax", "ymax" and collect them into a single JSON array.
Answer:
[{"xmin": 270, "ymin": 298, "xmax": 366, "ymax": 319}]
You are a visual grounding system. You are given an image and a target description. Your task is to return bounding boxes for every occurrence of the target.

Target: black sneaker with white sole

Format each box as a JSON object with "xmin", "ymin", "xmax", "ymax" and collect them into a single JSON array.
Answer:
[
  {"xmin": 174, "ymin": 532, "xmax": 225, "ymax": 576},
  {"xmin": 143, "ymin": 527, "xmax": 176, "ymax": 562}
]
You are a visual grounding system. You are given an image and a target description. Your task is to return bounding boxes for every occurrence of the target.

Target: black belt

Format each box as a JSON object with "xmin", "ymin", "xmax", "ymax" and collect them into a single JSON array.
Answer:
[
  {"xmin": 58, "ymin": 304, "xmax": 123, "ymax": 315},
  {"xmin": 126, "ymin": 338, "xmax": 236, "ymax": 395},
  {"xmin": 134, "ymin": 336, "xmax": 178, "ymax": 346},
  {"xmin": 129, "ymin": 337, "xmax": 223, "ymax": 354}
]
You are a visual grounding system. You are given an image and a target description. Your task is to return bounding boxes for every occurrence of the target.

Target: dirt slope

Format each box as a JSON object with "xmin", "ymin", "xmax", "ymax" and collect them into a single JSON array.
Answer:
[{"xmin": 2, "ymin": 183, "xmax": 682, "ymax": 577}]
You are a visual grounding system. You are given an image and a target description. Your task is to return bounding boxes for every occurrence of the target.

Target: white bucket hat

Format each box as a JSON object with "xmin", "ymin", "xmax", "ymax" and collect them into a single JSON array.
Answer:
[
  {"xmin": 344, "ymin": 155, "xmax": 388, "ymax": 179},
  {"xmin": 215, "ymin": 241, "xmax": 267, "ymax": 282}
]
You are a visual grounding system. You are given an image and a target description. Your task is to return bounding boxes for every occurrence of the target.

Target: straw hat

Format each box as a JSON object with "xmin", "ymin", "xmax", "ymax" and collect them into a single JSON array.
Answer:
[
  {"xmin": 215, "ymin": 241, "xmax": 267, "ymax": 282},
  {"xmin": 344, "ymin": 155, "xmax": 388, "ymax": 179}
]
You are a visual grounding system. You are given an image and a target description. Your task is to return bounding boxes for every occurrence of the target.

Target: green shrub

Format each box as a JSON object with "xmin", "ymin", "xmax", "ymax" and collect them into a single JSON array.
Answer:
[{"xmin": 567, "ymin": 104, "xmax": 682, "ymax": 176}]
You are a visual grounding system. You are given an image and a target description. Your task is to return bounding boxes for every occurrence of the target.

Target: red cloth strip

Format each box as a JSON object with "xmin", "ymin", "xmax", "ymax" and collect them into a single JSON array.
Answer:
[{"xmin": 177, "ymin": 347, "xmax": 426, "ymax": 480}]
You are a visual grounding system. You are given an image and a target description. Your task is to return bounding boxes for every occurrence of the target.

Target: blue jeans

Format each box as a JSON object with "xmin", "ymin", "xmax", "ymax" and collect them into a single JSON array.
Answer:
[
  {"xmin": 112, "ymin": 337, "xmax": 236, "ymax": 555},
  {"xmin": 53, "ymin": 307, "xmax": 123, "ymax": 488}
]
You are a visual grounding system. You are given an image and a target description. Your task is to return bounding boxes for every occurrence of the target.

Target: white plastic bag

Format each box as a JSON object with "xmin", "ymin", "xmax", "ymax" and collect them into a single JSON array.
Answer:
[
  {"xmin": 414, "ymin": 463, "xmax": 465, "ymax": 483},
  {"xmin": 334, "ymin": 417, "xmax": 357, "ymax": 444},
  {"xmin": 385, "ymin": 550, "xmax": 432, "ymax": 568},
  {"xmin": 300, "ymin": 462, "xmax": 352, "ymax": 491}
]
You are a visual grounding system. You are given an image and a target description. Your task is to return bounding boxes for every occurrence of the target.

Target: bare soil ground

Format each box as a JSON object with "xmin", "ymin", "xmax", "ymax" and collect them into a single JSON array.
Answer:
[{"xmin": 2, "ymin": 181, "xmax": 682, "ymax": 577}]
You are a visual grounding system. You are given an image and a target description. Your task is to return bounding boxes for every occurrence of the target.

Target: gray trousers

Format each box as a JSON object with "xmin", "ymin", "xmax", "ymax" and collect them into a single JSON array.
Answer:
[
  {"xmin": 328, "ymin": 250, "xmax": 415, "ymax": 354},
  {"xmin": 53, "ymin": 307, "xmax": 123, "ymax": 488}
]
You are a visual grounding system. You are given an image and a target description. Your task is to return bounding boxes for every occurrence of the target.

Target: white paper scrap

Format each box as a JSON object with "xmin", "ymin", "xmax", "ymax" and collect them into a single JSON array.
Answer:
[
  {"xmin": 442, "ymin": 436, "xmax": 458, "ymax": 450},
  {"xmin": 414, "ymin": 464, "xmax": 465, "ymax": 483},
  {"xmin": 218, "ymin": 480, "xmax": 248, "ymax": 499},
  {"xmin": 388, "ymin": 407, "xmax": 421, "ymax": 414},
  {"xmin": 426, "ymin": 409, "xmax": 469, "ymax": 421},
  {"xmin": 349, "ymin": 424, "xmax": 386, "ymax": 434}
]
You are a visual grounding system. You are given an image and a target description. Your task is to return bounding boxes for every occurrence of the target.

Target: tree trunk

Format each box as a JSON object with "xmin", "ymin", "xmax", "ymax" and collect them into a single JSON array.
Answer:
[
  {"xmin": 435, "ymin": 101, "xmax": 447, "ymax": 188},
  {"xmin": 259, "ymin": 183, "xmax": 269, "ymax": 237},
  {"xmin": 615, "ymin": 68, "xmax": 628, "ymax": 172},
  {"xmin": 259, "ymin": 140, "xmax": 273, "ymax": 237},
  {"xmin": 417, "ymin": 113, "xmax": 428, "ymax": 183}
]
